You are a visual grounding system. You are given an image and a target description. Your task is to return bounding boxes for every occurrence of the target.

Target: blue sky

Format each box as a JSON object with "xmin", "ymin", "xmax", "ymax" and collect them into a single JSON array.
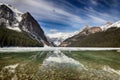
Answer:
[{"xmin": 1, "ymin": 0, "xmax": 120, "ymax": 33}]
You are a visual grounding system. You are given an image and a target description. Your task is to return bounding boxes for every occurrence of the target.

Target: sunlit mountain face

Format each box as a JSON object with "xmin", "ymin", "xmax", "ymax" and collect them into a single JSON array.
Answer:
[{"xmin": 1, "ymin": 0, "xmax": 120, "ymax": 33}]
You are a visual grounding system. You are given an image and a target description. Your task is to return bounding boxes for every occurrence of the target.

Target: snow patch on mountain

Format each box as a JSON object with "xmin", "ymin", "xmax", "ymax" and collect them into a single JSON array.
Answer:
[
  {"xmin": 101, "ymin": 21, "xmax": 120, "ymax": 31},
  {"xmin": 8, "ymin": 7, "xmax": 22, "ymax": 22},
  {"xmin": 6, "ymin": 26, "xmax": 21, "ymax": 32},
  {"xmin": 0, "ymin": 3, "xmax": 23, "ymax": 22},
  {"xmin": 0, "ymin": 3, "xmax": 23, "ymax": 32},
  {"xmin": 108, "ymin": 21, "xmax": 120, "ymax": 28},
  {"xmin": 101, "ymin": 22, "xmax": 112, "ymax": 30}
]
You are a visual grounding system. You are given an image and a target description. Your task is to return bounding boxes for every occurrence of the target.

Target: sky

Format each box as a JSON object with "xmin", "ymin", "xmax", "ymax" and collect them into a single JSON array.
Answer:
[{"xmin": 1, "ymin": 0, "xmax": 120, "ymax": 34}]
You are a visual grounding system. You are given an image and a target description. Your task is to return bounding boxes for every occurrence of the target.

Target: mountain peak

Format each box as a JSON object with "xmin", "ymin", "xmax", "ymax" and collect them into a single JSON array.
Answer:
[
  {"xmin": 23, "ymin": 12, "xmax": 31, "ymax": 16},
  {"xmin": 101, "ymin": 21, "xmax": 120, "ymax": 31},
  {"xmin": 109, "ymin": 20, "xmax": 120, "ymax": 28},
  {"xmin": 105, "ymin": 22, "xmax": 112, "ymax": 25},
  {"xmin": 0, "ymin": 3, "xmax": 13, "ymax": 13},
  {"xmin": 79, "ymin": 25, "xmax": 90, "ymax": 33},
  {"xmin": 0, "ymin": 3, "xmax": 50, "ymax": 47},
  {"xmin": 80, "ymin": 26, "xmax": 102, "ymax": 35},
  {"xmin": 0, "ymin": 3, "xmax": 7, "ymax": 6},
  {"xmin": 82, "ymin": 25, "xmax": 90, "ymax": 30},
  {"xmin": 101, "ymin": 22, "xmax": 113, "ymax": 31},
  {"xmin": 0, "ymin": 3, "xmax": 22, "ymax": 14}
]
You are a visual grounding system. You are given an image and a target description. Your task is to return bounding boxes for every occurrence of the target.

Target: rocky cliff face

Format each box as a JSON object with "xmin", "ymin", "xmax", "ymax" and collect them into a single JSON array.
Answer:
[
  {"xmin": 0, "ymin": 4, "xmax": 17, "ymax": 27},
  {"xmin": 88, "ymin": 27, "xmax": 102, "ymax": 34},
  {"xmin": 0, "ymin": 3, "xmax": 50, "ymax": 46},
  {"xmin": 19, "ymin": 12, "xmax": 50, "ymax": 45},
  {"xmin": 79, "ymin": 26, "xmax": 102, "ymax": 35}
]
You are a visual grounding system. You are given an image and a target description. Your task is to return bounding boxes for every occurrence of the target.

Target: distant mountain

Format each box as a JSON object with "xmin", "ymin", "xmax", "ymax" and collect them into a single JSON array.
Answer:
[
  {"xmin": 47, "ymin": 31, "xmax": 79, "ymax": 46},
  {"xmin": 0, "ymin": 3, "xmax": 50, "ymax": 47},
  {"xmin": 101, "ymin": 21, "xmax": 120, "ymax": 31},
  {"xmin": 101, "ymin": 22, "xmax": 112, "ymax": 31},
  {"xmin": 60, "ymin": 22, "xmax": 120, "ymax": 47}
]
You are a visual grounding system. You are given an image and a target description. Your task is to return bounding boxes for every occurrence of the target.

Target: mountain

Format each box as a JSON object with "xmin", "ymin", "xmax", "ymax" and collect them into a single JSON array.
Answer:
[
  {"xmin": 60, "ymin": 22, "xmax": 120, "ymax": 47},
  {"xmin": 0, "ymin": 3, "xmax": 50, "ymax": 47},
  {"xmin": 101, "ymin": 22, "xmax": 112, "ymax": 31},
  {"xmin": 101, "ymin": 21, "xmax": 120, "ymax": 31},
  {"xmin": 47, "ymin": 31, "xmax": 79, "ymax": 46}
]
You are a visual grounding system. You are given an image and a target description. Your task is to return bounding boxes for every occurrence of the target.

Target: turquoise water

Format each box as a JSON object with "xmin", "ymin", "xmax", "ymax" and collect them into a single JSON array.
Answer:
[{"xmin": 0, "ymin": 49, "xmax": 120, "ymax": 80}]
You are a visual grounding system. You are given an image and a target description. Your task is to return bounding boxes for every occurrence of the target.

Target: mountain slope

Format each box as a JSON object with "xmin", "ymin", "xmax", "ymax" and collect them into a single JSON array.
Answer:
[
  {"xmin": 19, "ymin": 12, "xmax": 49, "ymax": 45},
  {"xmin": 0, "ymin": 3, "xmax": 50, "ymax": 47},
  {"xmin": 60, "ymin": 26, "xmax": 120, "ymax": 47},
  {"xmin": 0, "ymin": 26, "xmax": 43, "ymax": 47}
]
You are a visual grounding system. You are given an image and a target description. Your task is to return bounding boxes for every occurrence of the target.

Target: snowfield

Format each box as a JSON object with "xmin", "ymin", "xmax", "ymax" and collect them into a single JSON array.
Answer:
[{"xmin": 0, "ymin": 47, "xmax": 120, "ymax": 52}]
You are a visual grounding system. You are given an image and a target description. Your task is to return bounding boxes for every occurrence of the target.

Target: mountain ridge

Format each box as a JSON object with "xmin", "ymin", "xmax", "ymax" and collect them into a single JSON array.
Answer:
[
  {"xmin": 60, "ymin": 21, "xmax": 120, "ymax": 47},
  {"xmin": 0, "ymin": 3, "xmax": 50, "ymax": 47}
]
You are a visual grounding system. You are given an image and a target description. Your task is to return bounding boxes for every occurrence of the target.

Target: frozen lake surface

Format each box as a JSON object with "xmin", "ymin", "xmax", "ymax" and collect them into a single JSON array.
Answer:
[{"xmin": 0, "ymin": 47, "xmax": 120, "ymax": 52}]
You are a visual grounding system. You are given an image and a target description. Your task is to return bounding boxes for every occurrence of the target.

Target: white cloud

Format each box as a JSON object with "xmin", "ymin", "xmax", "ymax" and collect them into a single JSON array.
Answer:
[
  {"xmin": 91, "ymin": 0, "xmax": 98, "ymax": 5},
  {"xmin": 84, "ymin": 7, "xmax": 119, "ymax": 23},
  {"xmin": 49, "ymin": 29, "xmax": 58, "ymax": 33},
  {"xmin": 88, "ymin": 15, "xmax": 107, "ymax": 24},
  {"xmin": 0, "ymin": 0, "xmax": 119, "ymax": 33}
]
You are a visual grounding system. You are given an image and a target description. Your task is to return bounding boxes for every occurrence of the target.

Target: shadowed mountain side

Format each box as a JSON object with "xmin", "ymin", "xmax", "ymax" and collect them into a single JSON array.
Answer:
[{"xmin": 0, "ymin": 26, "xmax": 43, "ymax": 47}]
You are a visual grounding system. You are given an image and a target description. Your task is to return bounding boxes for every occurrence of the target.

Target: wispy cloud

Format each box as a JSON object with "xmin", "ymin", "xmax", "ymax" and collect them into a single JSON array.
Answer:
[
  {"xmin": 1, "ymin": 0, "xmax": 120, "ymax": 33},
  {"xmin": 49, "ymin": 29, "xmax": 58, "ymax": 33},
  {"xmin": 91, "ymin": 0, "xmax": 98, "ymax": 5}
]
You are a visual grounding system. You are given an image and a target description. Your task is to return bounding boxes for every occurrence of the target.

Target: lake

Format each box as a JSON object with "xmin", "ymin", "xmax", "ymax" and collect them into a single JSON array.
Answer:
[{"xmin": 0, "ymin": 47, "xmax": 120, "ymax": 80}]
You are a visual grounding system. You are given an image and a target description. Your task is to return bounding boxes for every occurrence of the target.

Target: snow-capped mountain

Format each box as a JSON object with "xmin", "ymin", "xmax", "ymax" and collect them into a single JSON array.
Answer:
[
  {"xmin": 0, "ymin": 3, "xmax": 50, "ymax": 46},
  {"xmin": 100, "ymin": 21, "xmax": 120, "ymax": 31},
  {"xmin": 0, "ymin": 3, "xmax": 22, "ymax": 32},
  {"xmin": 47, "ymin": 20, "xmax": 120, "ymax": 46},
  {"xmin": 47, "ymin": 31, "xmax": 79, "ymax": 46},
  {"xmin": 101, "ymin": 22, "xmax": 113, "ymax": 30},
  {"xmin": 48, "ymin": 25, "xmax": 102, "ymax": 46},
  {"xmin": 60, "ymin": 21, "xmax": 120, "ymax": 47},
  {"xmin": 107, "ymin": 21, "xmax": 120, "ymax": 29}
]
